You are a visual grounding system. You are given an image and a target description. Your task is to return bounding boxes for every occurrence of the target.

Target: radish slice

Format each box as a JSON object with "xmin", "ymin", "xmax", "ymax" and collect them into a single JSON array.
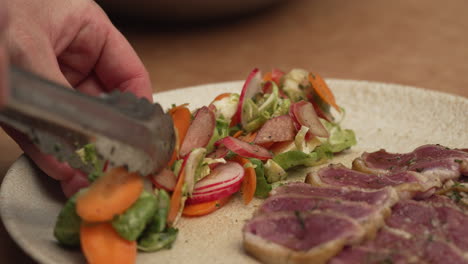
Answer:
[
  {"xmin": 186, "ymin": 162, "xmax": 244, "ymax": 204},
  {"xmin": 309, "ymin": 97, "xmax": 333, "ymax": 122},
  {"xmin": 232, "ymin": 68, "xmax": 262, "ymax": 127},
  {"xmin": 183, "ymin": 148, "xmax": 207, "ymax": 196},
  {"xmin": 208, "ymin": 103, "xmax": 217, "ymax": 113},
  {"xmin": 288, "ymin": 105, "xmax": 302, "ymax": 131},
  {"xmin": 270, "ymin": 140, "xmax": 296, "ymax": 155},
  {"xmin": 150, "ymin": 168, "xmax": 176, "ymax": 192},
  {"xmin": 253, "ymin": 115, "xmax": 296, "ymax": 144},
  {"xmin": 206, "ymin": 147, "xmax": 229, "ymax": 170},
  {"xmin": 291, "ymin": 101, "xmax": 329, "ymax": 138},
  {"xmin": 179, "ymin": 106, "xmax": 216, "ymax": 157},
  {"xmin": 186, "ymin": 182, "xmax": 242, "ymax": 205},
  {"xmin": 271, "ymin": 68, "xmax": 285, "ymax": 84},
  {"xmin": 207, "ymin": 146, "xmax": 229, "ymax": 159},
  {"xmin": 263, "ymin": 81, "xmax": 288, "ymax": 98},
  {"xmin": 262, "ymin": 81, "xmax": 273, "ymax": 94},
  {"xmin": 216, "ymin": 136, "xmax": 273, "ymax": 160},
  {"xmin": 193, "ymin": 174, "xmax": 240, "ymax": 193},
  {"xmin": 192, "ymin": 162, "xmax": 243, "ymax": 191}
]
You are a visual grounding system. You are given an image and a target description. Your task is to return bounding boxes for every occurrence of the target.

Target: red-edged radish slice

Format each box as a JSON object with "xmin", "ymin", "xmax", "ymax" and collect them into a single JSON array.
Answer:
[
  {"xmin": 183, "ymin": 148, "xmax": 207, "ymax": 196},
  {"xmin": 186, "ymin": 162, "xmax": 244, "ymax": 204},
  {"xmin": 263, "ymin": 81, "xmax": 288, "ymax": 98},
  {"xmin": 193, "ymin": 175, "xmax": 241, "ymax": 193},
  {"xmin": 312, "ymin": 101, "xmax": 333, "ymax": 122},
  {"xmin": 186, "ymin": 182, "xmax": 241, "ymax": 205},
  {"xmin": 306, "ymin": 94, "xmax": 333, "ymax": 122},
  {"xmin": 207, "ymin": 103, "xmax": 217, "ymax": 113},
  {"xmin": 270, "ymin": 140, "xmax": 296, "ymax": 155},
  {"xmin": 207, "ymin": 146, "xmax": 229, "ymax": 159},
  {"xmin": 271, "ymin": 68, "xmax": 285, "ymax": 84},
  {"xmin": 288, "ymin": 106, "xmax": 302, "ymax": 131},
  {"xmin": 192, "ymin": 162, "xmax": 243, "ymax": 191},
  {"xmin": 291, "ymin": 101, "xmax": 329, "ymax": 138},
  {"xmin": 253, "ymin": 115, "xmax": 296, "ymax": 144},
  {"xmin": 262, "ymin": 81, "xmax": 272, "ymax": 94},
  {"xmin": 232, "ymin": 68, "xmax": 262, "ymax": 126},
  {"xmin": 150, "ymin": 168, "xmax": 177, "ymax": 192},
  {"xmin": 206, "ymin": 147, "xmax": 229, "ymax": 170},
  {"xmin": 216, "ymin": 136, "xmax": 272, "ymax": 160},
  {"xmin": 179, "ymin": 106, "xmax": 216, "ymax": 157}
]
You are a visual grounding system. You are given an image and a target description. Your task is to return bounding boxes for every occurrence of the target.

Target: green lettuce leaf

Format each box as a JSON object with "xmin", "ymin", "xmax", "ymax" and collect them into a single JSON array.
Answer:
[
  {"xmin": 249, "ymin": 158, "xmax": 272, "ymax": 198},
  {"xmin": 321, "ymin": 120, "xmax": 357, "ymax": 153},
  {"xmin": 272, "ymin": 151, "xmax": 318, "ymax": 171}
]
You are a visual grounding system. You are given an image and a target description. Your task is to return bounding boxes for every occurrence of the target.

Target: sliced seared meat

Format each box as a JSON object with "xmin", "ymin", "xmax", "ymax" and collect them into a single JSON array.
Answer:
[
  {"xmin": 386, "ymin": 198, "xmax": 468, "ymax": 252},
  {"xmin": 385, "ymin": 200, "xmax": 445, "ymax": 237},
  {"xmin": 257, "ymin": 194, "xmax": 384, "ymax": 239},
  {"xmin": 243, "ymin": 211, "xmax": 364, "ymax": 264},
  {"xmin": 332, "ymin": 226, "xmax": 468, "ymax": 264},
  {"xmin": 333, "ymin": 197, "xmax": 468, "ymax": 263},
  {"xmin": 353, "ymin": 144, "xmax": 468, "ymax": 180},
  {"xmin": 257, "ymin": 195, "xmax": 377, "ymax": 221},
  {"xmin": 270, "ymin": 182, "xmax": 399, "ymax": 209},
  {"xmin": 330, "ymin": 245, "xmax": 423, "ymax": 264},
  {"xmin": 243, "ymin": 143, "xmax": 468, "ymax": 264},
  {"xmin": 305, "ymin": 164, "xmax": 439, "ymax": 198}
]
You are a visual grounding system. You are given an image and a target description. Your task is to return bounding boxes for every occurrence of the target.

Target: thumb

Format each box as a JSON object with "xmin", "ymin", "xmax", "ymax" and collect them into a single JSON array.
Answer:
[{"xmin": 2, "ymin": 124, "xmax": 90, "ymax": 197}]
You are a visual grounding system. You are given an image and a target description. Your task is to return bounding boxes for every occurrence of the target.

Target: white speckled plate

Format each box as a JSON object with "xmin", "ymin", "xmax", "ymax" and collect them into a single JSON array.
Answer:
[{"xmin": 1, "ymin": 80, "xmax": 467, "ymax": 264}]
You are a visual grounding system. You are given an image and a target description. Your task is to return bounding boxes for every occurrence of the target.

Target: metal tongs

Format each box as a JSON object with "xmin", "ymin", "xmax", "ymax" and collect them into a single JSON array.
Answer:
[{"xmin": 0, "ymin": 66, "xmax": 175, "ymax": 175}]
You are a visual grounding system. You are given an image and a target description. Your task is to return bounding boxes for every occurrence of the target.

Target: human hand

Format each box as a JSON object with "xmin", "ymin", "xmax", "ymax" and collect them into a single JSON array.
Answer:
[
  {"xmin": 0, "ymin": 4, "xmax": 7, "ymax": 108},
  {"xmin": 2, "ymin": 0, "xmax": 153, "ymax": 197}
]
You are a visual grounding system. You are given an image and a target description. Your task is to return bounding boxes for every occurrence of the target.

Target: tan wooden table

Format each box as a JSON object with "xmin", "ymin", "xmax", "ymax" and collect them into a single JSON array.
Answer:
[{"xmin": 1, "ymin": 0, "xmax": 467, "ymax": 262}]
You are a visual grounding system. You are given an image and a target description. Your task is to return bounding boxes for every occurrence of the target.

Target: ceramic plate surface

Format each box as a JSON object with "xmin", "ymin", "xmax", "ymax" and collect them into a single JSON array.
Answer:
[{"xmin": 1, "ymin": 80, "xmax": 467, "ymax": 264}]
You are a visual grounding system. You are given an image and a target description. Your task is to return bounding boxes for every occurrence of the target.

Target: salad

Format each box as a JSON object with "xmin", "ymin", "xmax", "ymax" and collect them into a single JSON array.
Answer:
[{"xmin": 52, "ymin": 68, "xmax": 356, "ymax": 263}]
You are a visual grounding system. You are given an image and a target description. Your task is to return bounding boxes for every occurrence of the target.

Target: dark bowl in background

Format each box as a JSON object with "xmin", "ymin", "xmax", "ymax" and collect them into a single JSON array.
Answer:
[{"xmin": 97, "ymin": 0, "xmax": 286, "ymax": 22}]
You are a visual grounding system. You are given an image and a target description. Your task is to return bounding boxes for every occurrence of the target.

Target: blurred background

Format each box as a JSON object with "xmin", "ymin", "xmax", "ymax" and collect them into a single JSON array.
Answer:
[
  {"xmin": 97, "ymin": 0, "xmax": 468, "ymax": 97},
  {"xmin": 1, "ymin": 0, "xmax": 467, "ymax": 262}
]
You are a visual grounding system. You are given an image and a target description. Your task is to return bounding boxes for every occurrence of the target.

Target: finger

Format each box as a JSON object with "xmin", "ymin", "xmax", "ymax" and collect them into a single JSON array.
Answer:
[
  {"xmin": 56, "ymin": 15, "xmax": 107, "ymax": 88},
  {"xmin": 60, "ymin": 172, "xmax": 89, "ymax": 198},
  {"xmin": 2, "ymin": 125, "xmax": 83, "ymax": 181},
  {"xmin": 93, "ymin": 23, "xmax": 153, "ymax": 101},
  {"xmin": 56, "ymin": 6, "xmax": 153, "ymax": 101},
  {"xmin": 6, "ymin": 31, "xmax": 72, "ymax": 89},
  {"xmin": 74, "ymin": 72, "xmax": 105, "ymax": 96}
]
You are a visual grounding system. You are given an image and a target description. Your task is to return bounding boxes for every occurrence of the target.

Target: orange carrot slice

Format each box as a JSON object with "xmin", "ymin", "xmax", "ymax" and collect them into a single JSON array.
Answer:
[
  {"xmin": 170, "ymin": 105, "xmax": 191, "ymax": 147},
  {"xmin": 263, "ymin": 72, "xmax": 273, "ymax": 82},
  {"xmin": 80, "ymin": 222, "xmax": 137, "ymax": 264},
  {"xmin": 168, "ymin": 103, "xmax": 189, "ymax": 115},
  {"xmin": 232, "ymin": 130, "xmax": 243, "ymax": 138},
  {"xmin": 76, "ymin": 167, "xmax": 143, "ymax": 222},
  {"xmin": 231, "ymin": 156, "xmax": 256, "ymax": 205},
  {"xmin": 308, "ymin": 73, "xmax": 341, "ymax": 112},
  {"xmin": 167, "ymin": 168, "xmax": 185, "ymax": 225},
  {"xmin": 240, "ymin": 132, "xmax": 257, "ymax": 143},
  {"xmin": 241, "ymin": 166, "xmax": 256, "ymax": 205},
  {"xmin": 212, "ymin": 93, "xmax": 232, "ymax": 102},
  {"xmin": 182, "ymin": 196, "xmax": 231, "ymax": 217},
  {"xmin": 167, "ymin": 105, "xmax": 192, "ymax": 166}
]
